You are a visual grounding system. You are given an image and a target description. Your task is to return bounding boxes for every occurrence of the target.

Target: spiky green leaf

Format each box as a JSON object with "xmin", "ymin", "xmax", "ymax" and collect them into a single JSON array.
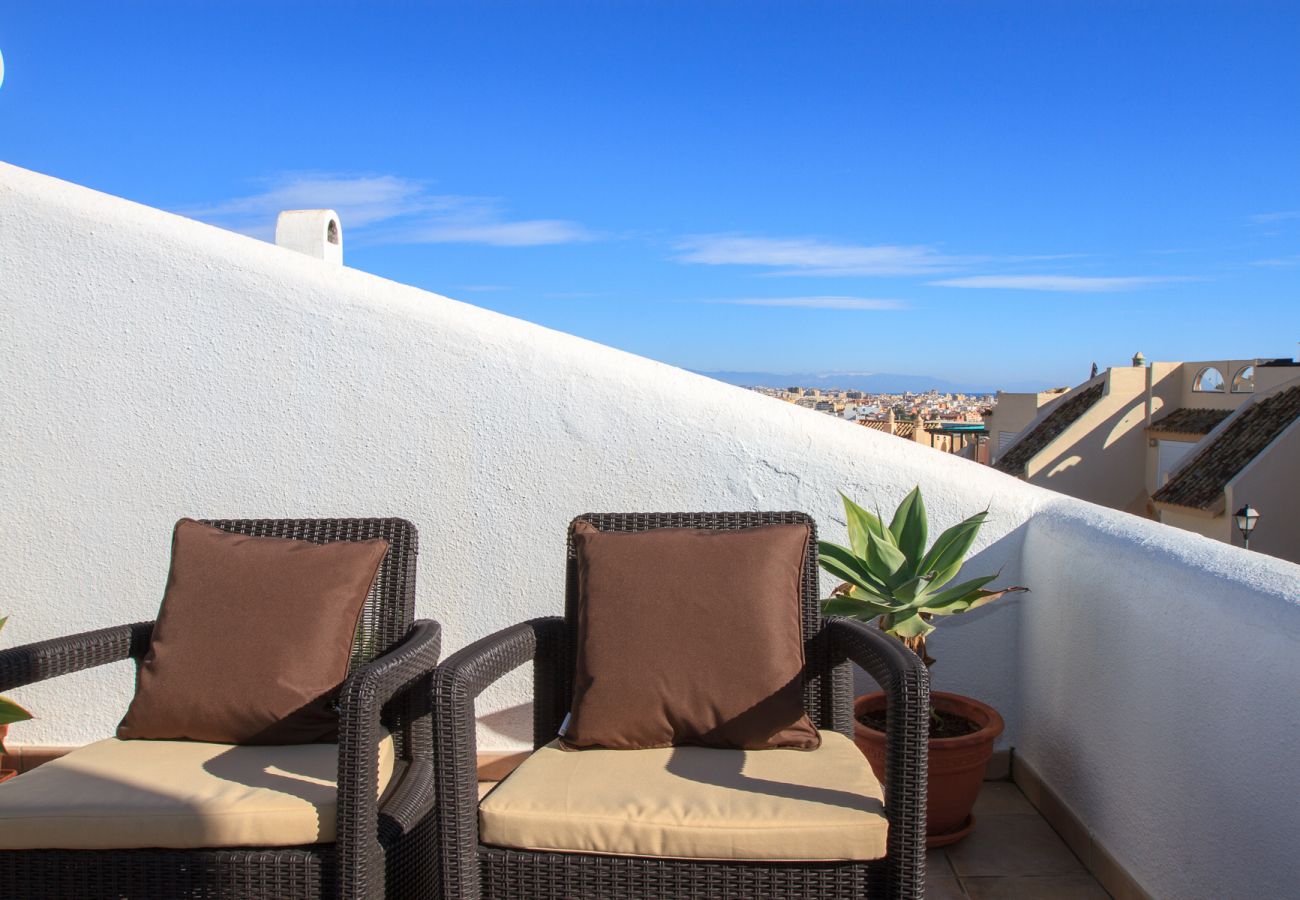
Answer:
[
  {"xmin": 919, "ymin": 573, "xmax": 998, "ymax": 609},
  {"xmin": 925, "ymin": 558, "xmax": 964, "ymax": 593},
  {"xmin": 846, "ymin": 581, "xmax": 902, "ymax": 606},
  {"xmin": 819, "ymin": 552, "xmax": 893, "ymax": 603},
  {"xmin": 873, "ymin": 504, "xmax": 899, "ymax": 548},
  {"xmin": 924, "ymin": 586, "xmax": 1028, "ymax": 615},
  {"xmin": 887, "ymin": 612, "xmax": 936, "ymax": 639},
  {"xmin": 840, "ymin": 492, "xmax": 887, "ymax": 558},
  {"xmin": 818, "ymin": 541, "xmax": 890, "ymax": 594},
  {"xmin": 888, "ymin": 486, "xmax": 928, "ymax": 573},
  {"xmin": 0, "ymin": 695, "xmax": 31, "ymax": 727},
  {"xmin": 822, "ymin": 594, "xmax": 892, "ymax": 622},
  {"xmin": 865, "ymin": 531, "xmax": 909, "ymax": 589},
  {"xmin": 893, "ymin": 574, "xmax": 929, "ymax": 603},
  {"xmin": 917, "ymin": 510, "xmax": 988, "ymax": 582},
  {"xmin": 825, "ymin": 577, "xmax": 898, "ymax": 610}
]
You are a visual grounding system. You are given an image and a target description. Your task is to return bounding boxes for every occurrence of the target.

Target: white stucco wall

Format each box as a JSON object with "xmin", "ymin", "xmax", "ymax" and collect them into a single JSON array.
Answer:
[
  {"xmin": 3, "ymin": 161, "xmax": 1298, "ymax": 898},
  {"xmin": 1021, "ymin": 503, "xmax": 1300, "ymax": 899},
  {"xmin": 0, "ymin": 161, "xmax": 1038, "ymax": 752}
]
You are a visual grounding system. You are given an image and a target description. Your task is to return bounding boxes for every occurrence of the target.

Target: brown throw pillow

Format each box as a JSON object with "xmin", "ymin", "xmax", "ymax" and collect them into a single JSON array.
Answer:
[
  {"xmin": 117, "ymin": 519, "xmax": 389, "ymax": 745},
  {"xmin": 562, "ymin": 520, "xmax": 821, "ymax": 751}
]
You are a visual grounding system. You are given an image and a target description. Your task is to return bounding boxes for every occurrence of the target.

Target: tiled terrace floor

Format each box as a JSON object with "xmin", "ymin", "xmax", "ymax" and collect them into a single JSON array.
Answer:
[
  {"xmin": 478, "ymin": 779, "xmax": 1110, "ymax": 898},
  {"xmin": 927, "ymin": 782, "xmax": 1109, "ymax": 899}
]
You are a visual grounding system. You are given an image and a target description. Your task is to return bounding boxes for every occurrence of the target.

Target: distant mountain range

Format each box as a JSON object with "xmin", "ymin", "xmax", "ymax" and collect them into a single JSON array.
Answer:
[{"xmin": 695, "ymin": 370, "xmax": 1053, "ymax": 395}]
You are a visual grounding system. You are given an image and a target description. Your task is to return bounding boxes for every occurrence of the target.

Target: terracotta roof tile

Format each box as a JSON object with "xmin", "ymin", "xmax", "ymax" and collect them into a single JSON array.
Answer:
[
  {"xmin": 1152, "ymin": 385, "xmax": 1300, "ymax": 510},
  {"xmin": 994, "ymin": 382, "xmax": 1105, "ymax": 476},
  {"xmin": 1148, "ymin": 407, "xmax": 1232, "ymax": 436},
  {"xmin": 859, "ymin": 420, "xmax": 917, "ymax": 439}
]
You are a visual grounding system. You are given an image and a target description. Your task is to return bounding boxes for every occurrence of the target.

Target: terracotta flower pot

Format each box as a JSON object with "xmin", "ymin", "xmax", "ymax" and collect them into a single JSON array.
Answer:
[{"xmin": 853, "ymin": 690, "xmax": 1004, "ymax": 848}]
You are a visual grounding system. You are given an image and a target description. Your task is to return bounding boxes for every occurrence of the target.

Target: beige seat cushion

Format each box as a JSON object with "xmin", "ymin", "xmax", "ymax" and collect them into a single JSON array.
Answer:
[
  {"xmin": 479, "ymin": 730, "xmax": 887, "ymax": 861},
  {"xmin": 0, "ymin": 734, "xmax": 395, "ymax": 849}
]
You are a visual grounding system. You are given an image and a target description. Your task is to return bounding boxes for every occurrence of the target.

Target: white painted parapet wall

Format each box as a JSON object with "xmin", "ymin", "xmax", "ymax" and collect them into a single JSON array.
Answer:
[
  {"xmin": 2, "ymin": 162, "xmax": 1298, "ymax": 899},
  {"xmin": 0, "ymin": 161, "xmax": 1039, "ymax": 751},
  {"xmin": 1021, "ymin": 504, "xmax": 1300, "ymax": 897}
]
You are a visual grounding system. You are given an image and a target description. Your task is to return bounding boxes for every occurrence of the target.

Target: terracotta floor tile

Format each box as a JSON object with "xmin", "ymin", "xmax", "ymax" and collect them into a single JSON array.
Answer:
[
  {"xmin": 962, "ymin": 874, "xmax": 1111, "ymax": 899},
  {"xmin": 926, "ymin": 849, "xmax": 969, "ymax": 899},
  {"xmin": 948, "ymin": 814, "xmax": 1086, "ymax": 878},
  {"xmin": 973, "ymin": 782, "xmax": 1036, "ymax": 817}
]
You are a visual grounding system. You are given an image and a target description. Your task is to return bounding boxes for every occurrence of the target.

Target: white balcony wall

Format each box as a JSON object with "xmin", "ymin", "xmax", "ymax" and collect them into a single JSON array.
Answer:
[
  {"xmin": 1021, "ymin": 504, "xmax": 1300, "ymax": 899},
  {"xmin": 3, "ymin": 162, "xmax": 1298, "ymax": 899},
  {"xmin": 0, "ymin": 162, "xmax": 1037, "ymax": 752}
]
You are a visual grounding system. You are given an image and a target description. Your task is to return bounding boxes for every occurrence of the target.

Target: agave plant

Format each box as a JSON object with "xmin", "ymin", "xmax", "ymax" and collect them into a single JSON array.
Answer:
[
  {"xmin": 820, "ymin": 487, "xmax": 1025, "ymax": 667},
  {"xmin": 0, "ymin": 617, "xmax": 33, "ymax": 755}
]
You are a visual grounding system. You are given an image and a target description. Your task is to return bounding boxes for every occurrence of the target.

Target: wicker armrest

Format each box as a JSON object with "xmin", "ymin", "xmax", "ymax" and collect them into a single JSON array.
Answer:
[
  {"xmin": 336, "ymin": 619, "xmax": 441, "ymax": 900},
  {"xmin": 432, "ymin": 616, "xmax": 566, "ymax": 900},
  {"xmin": 826, "ymin": 616, "xmax": 929, "ymax": 898},
  {"xmin": 0, "ymin": 622, "xmax": 154, "ymax": 692}
]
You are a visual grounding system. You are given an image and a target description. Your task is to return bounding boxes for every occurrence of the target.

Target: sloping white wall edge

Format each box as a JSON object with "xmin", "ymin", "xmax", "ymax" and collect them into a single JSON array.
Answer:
[
  {"xmin": 3, "ymin": 161, "xmax": 1298, "ymax": 899},
  {"xmin": 0, "ymin": 161, "xmax": 1041, "ymax": 751}
]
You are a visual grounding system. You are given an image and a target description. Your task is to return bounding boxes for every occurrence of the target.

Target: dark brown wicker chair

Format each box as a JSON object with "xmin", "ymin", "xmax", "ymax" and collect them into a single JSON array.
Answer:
[
  {"xmin": 432, "ymin": 511, "xmax": 930, "ymax": 900},
  {"xmin": 0, "ymin": 517, "xmax": 441, "ymax": 900}
]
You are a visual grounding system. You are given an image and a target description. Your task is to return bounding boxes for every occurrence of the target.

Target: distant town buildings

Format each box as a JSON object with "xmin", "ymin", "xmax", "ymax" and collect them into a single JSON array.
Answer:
[
  {"xmin": 746, "ymin": 385, "xmax": 993, "ymax": 461},
  {"xmin": 747, "ymin": 353, "xmax": 1300, "ymax": 564},
  {"xmin": 749, "ymin": 384, "xmax": 991, "ymax": 422}
]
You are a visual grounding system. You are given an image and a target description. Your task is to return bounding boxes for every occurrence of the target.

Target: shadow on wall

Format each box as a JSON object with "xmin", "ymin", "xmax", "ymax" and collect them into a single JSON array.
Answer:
[
  {"xmin": 478, "ymin": 703, "xmax": 535, "ymax": 745},
  {"xmin": 829, "ymin": 525, "xmax": 1029, "ymax": 731},
  {"xmin": 1033, "ymin": 396, "xmax": 1149, "ymax": 514}
]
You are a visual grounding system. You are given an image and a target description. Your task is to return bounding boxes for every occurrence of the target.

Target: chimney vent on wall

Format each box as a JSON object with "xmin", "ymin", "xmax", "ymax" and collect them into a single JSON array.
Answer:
[{"xmin": 275, "ymin": 210, "xmax": 343, "ymax": 265}]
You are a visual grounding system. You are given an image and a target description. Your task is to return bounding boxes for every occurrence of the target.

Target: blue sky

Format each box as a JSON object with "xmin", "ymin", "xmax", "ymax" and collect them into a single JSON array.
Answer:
[{"xmin": 2, "ymin": 1, "xmax": 1298, "ymax": 388}]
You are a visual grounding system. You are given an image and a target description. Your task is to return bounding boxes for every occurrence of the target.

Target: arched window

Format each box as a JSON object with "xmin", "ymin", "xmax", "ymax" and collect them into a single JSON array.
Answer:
[
  {"xmin": 1231, "ymin": 365, "xmax": 1255, "ymax": 393},
  {"xmin": 1193, "ymin": 366, "xmax": 1225, "ymax": 393}
]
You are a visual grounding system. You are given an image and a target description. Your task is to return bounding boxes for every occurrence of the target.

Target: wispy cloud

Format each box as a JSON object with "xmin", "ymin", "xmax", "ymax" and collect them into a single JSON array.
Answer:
[
  {"xmin": 1249, "ymin": 210, "xmax": 1300, "ymax": 225},
  {"xmin": 1250, "ymin": 255, "xmax": 1300, "ymax": 268},
  {"xmin": 708, "ymin": 296, "xmax": 906, "ymax": 310},
  {"xmin": 181, "ymin": 174, "xmax": 431, "ymax": 239},
  {"xmin": 544, "ymin": 290, "xmax": 610, "ymax": 299},
  {"xmin": 181, "ymin": 173, "xmax": 593, "ymax": 246},
  {"xmin": 391, "ymin": 200, "xmax": 594, "ymax": 247},
  {"xmin": 930, "ymin": 274, "xmax": 1192, "ymax": 293},
  {"xmin": 674, "ymin": 234, "xmax": 977, "ymax": 276}
]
